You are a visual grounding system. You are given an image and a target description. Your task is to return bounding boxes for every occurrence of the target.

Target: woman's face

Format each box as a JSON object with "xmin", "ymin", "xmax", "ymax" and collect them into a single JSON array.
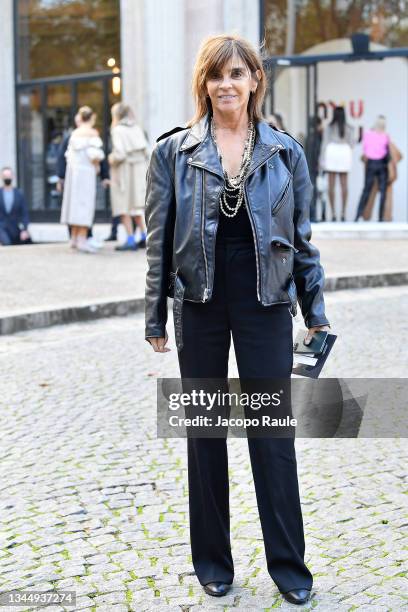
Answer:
[{"xmin": 205, "ymin": 56, "xmax": 260, "ymax": 116}]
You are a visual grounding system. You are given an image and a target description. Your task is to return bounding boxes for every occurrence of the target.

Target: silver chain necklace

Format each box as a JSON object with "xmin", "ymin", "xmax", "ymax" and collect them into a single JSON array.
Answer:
[{"xmin": 210, "ymin": 117, "xmax": 255, "ymax": 218}]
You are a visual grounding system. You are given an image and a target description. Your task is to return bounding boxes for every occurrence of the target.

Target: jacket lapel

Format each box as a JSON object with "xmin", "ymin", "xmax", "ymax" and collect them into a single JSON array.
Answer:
[
  {"xmin": 246, "ymin": 121, "xmax": 285, "ymax": 177},
  {"xmin": 180, "ymin": 116, "xmax": 224, "ymax": 180}
]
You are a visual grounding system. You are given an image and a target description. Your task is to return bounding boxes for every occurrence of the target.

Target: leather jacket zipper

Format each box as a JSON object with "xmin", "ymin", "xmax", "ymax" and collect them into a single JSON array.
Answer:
[
  {"xmin": 195, "ymin": 145, "xmax": 283, "ymax": 304},
  {"xmin": 201, "ymin": 171, "xmax": 209, "ymax": 302},
  {"xmin": 242, "ymin": 145, "xmax": 283, "ymax": 303},
  {"xmin": 272, "ymin": 178, "xmax": 291, "ymax": 216},
  {"xmin": 243, "ymin": 186, "xmax": 262, "ymax": 302}
]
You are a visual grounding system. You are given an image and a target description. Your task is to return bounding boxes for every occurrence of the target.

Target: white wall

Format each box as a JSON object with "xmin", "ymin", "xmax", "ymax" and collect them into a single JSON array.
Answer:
[
  {"xmin": 274, "ymin": 39, "xmax": 408, "ymax": 222},
  {"xmin": 0, "ymin": 0, "xmax": 16, "ymax": 172}
]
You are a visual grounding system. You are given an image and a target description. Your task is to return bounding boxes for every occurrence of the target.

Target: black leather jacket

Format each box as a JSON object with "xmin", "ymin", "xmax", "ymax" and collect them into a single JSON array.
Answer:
[{"xmin": 145, "ymin": 114, "xmax": 330, "ymax": 342}]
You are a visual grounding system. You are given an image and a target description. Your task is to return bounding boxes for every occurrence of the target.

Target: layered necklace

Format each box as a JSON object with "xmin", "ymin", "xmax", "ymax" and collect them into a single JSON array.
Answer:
[{"xmin": 210, "ymin": 117, "xmax": 255, "ymax": 218}]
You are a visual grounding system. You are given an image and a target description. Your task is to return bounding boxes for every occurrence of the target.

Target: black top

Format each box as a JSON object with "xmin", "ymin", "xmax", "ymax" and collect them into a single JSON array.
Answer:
[{"xmin": 217, "ymin": 187, "xmax": 253, "ymax": 241}]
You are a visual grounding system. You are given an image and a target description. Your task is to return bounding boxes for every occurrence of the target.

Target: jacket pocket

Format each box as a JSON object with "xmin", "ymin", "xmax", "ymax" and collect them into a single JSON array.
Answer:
[
  {"xmin": 272, "ymin": 178, "xmax": 292, "ymax": 216},
  {"xmin": 271, "ymin": 236, "xmax": 299, "ymax": 253}
]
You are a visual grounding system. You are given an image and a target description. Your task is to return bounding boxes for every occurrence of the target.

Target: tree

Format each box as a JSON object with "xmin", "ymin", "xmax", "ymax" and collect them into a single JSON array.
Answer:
[{"xmin": 264, "ymin": 0, "xmax": 408, "ymax": 56}]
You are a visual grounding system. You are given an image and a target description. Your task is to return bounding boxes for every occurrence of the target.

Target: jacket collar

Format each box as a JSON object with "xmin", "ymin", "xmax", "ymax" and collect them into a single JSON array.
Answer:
[{"xmin": 179, "ymin": 114, "xmax": 285, "ymax": 179}]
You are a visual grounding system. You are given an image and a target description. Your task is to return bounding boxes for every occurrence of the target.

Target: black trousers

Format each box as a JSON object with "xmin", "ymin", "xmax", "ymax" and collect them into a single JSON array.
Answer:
[
  {"xmin": 176, "ymin": 236, "xmax": 313, "ymax": 593},
  {"xmin": 355, "ymin": 158, "xmax": 388, "ymax": 221},
  {"xmin": 0, "ymin": 227, "xmax": 32, "ymax": 246}
]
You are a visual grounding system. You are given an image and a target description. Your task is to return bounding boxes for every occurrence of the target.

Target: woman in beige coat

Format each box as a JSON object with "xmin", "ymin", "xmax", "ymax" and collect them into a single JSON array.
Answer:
[{"xmin": 108, "ymin": 103, "xmax": 149, "ymax": 251}]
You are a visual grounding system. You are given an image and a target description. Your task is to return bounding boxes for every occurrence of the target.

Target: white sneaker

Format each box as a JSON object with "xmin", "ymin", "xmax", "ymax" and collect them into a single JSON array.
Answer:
[
  {"xmin": 77, "ymin": 239, "xmax": 98, "ymax": 253},
  {"xmin": 87, "ymin": 237, "xmax": 102, "ymax": 249}
]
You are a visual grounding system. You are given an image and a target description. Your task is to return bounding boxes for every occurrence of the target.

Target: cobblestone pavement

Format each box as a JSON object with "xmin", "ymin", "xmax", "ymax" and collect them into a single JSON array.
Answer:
[{"xmin": 0, "ymin": 286, "xmax": 407, "ymax": 611}]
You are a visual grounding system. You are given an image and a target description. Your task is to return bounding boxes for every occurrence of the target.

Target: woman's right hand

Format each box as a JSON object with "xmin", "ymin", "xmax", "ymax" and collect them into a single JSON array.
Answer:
[{"xmin": 147, "ymin": 330, "xmax": 171, "ymax": 352}]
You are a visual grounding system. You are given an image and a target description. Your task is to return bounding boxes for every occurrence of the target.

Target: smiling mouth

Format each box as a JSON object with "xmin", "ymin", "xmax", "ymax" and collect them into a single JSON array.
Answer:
[{"xmin": 218, "ymin": 95, "xmax": 237, "ymax": 100}]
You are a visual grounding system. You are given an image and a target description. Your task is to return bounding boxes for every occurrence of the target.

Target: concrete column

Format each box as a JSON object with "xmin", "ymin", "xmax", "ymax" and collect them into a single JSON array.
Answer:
[
  {"xmin": 144, "ymin": 0, "xmax": 186, "ymax": 142},
  {"xmin": 183, "ymin": 0, "xmax": 261, "ymax": 121},
  {"xmin": 0, "ymin": 0, "xmax": 16, "ymax": 172},
  {"xmin": 184, "ymin": 0, "xmax": 223, "ymax": 120},
  {"xmin": 120, "ymin": 0, "xmax": 145, "ymax": 126},
  {"xmin": 222, "ymin": 0, "xmax": 260, "ymax": 48},
  {"xmin": 120, "ymin": 0, "xmax": 261, "ymax": 141}
]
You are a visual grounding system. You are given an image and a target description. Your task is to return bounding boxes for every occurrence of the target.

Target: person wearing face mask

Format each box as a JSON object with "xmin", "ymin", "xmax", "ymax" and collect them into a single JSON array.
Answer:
[{"xmin": 0, "ymin": 167, "xmax": 32, "ymax": 246}]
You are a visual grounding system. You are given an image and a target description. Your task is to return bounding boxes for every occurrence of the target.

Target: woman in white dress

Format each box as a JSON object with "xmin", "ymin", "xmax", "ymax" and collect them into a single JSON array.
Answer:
[
  {"xmin": 319, "ymin": 106, "xmax": 355, "ymax": 222},
  {"xmin": 60, "ymin": 106, "xmax": 105, "ymax": 252}
]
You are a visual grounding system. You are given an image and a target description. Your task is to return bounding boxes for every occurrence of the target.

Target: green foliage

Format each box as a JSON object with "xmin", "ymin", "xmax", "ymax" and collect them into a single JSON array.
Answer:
[{"xmin": 17, "ymin": 0, "xmax": 121, "ymax": 80}]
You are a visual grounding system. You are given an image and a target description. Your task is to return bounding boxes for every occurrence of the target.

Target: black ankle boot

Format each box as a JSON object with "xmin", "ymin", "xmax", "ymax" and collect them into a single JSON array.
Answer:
[
  {"xmin": 203, "ymin": 582, "xmax": 231, "ymax": 597},
  {"xmin": 282, "ymin": 588, "xmax": 311, "ymax": 605}
]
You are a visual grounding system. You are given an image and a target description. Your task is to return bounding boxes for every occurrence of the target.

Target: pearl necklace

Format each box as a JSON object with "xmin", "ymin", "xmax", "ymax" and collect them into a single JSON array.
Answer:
[{"xmin": 210, "ymin": 118, "xmax": 255, "ymax": 218}]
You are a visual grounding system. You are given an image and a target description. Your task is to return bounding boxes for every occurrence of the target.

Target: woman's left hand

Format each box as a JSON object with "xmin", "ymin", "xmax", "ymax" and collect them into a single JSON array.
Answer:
[{"xmin": 304, "ymin": 325, "xmax": 331, "ymax": 345}]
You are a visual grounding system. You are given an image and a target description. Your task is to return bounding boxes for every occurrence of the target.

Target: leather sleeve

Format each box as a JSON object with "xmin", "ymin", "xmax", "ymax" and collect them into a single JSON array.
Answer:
[
  {"xmin": 144, "ymin": 143, "xmax": 176, "ymax": 340},
  {"xmin": 292, "ymin": 147, "xmax": 330, "ymax": 329}
]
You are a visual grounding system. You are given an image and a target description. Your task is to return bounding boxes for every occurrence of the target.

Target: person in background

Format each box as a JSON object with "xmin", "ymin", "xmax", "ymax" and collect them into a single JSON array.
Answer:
[
  {"xmin": 305, "ymin": 116, "xmax": 324, "ymax": 222},
  {"xmin": 0, "ymin": 167, "xmax": 32, "ymax": 246},
  {"xmin": 362, "ymin": 139, "xmax": 402, "ymax": 221},
  {"xmin": 267, "ymin": 112, "xmax": 286, "ymax": 131},
  {"xmin": 60, "ymin": 106, "xmax": 105, "ymax": 253},
  {"xmin": 108, "ymin": 102, "xmax": 149, "ymax": 251},
  {"xmin": 57, "ymin": 113, "xmax": 109, "ymax": 248},
  {"xmin": 354, "ymin": 115, "xmax": 391, "ymax": 222},
  {"xmin": 104, "ymin": 215, "xmax": 121, "ymax": 242},
  {"xmin": 319, "ymin": 106, "xmax": 355, "ymax": 222}
]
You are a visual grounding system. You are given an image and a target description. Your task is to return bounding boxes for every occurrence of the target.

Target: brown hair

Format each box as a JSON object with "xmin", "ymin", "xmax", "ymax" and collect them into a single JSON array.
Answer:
[
  {"xmin": 78, "ymin": 105, "xmax": 94, "ymax": 123},
  {"xmin": 188, "ymin": 33, "xmax": 266, "ymax": 127}
]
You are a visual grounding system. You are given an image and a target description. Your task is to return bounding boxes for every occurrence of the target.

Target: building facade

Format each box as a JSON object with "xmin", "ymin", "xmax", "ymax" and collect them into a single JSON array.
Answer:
[
  {"xmin": 1, "ymin": 0, "xmax": 259, "ymax": 221},
  {"xmin": 1, "ymin": 1, "xmax": 406, "ymax": 222}
]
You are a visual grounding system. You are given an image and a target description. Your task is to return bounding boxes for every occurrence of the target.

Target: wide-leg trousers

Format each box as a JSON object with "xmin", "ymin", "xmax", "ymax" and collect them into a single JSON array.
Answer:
[{"xmin": 176, "ymin": 236, "xmax": 313, "ymax": 593}]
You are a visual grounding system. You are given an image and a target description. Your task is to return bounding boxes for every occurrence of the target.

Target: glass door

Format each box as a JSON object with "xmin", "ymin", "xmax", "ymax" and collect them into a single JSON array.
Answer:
[
  {"xmin": 45, "ymin": 83, "xmax": 73, "ymax": 211},
  {"xmin": 16, "ymin": 75, "xmax": 120, "ymax": 221}
]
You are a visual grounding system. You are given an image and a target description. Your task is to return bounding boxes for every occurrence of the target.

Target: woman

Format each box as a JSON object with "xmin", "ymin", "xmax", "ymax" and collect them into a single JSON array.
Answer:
[
  {"xmin": 60, "ymin": 106, "xmax": 105, "ymax": 253},
  {"xmin": 355, "ymin": 115, "xmax": 391, "ymax": 222},
  {"xmin": 320, "ymin": 106, "xmax": 355, "ymax": 221},
  {"xmin": 362, "ymin": 139, "xmax": 403, "ymax": 221},
  {"xmin": 108, "ymin": 102, "xmax": 149, "ymax": 251},
  {"xmin": 145, "ymin": 34, "xmax": 331, "ymax": 605}
]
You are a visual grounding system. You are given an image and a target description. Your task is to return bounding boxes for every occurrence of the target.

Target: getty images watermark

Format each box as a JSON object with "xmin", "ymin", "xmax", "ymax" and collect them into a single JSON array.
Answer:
[
  {"xmin": 166, "ymin": 388, "xmax": 296, "ymax": 429},
  {"xmin": 156, "ymin": 378, "xmax": 408, "ymax": 438}
]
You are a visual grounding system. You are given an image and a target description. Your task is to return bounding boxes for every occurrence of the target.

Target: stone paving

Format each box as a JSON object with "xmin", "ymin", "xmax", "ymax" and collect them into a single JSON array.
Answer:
[{"xmin": 0, "ymin": 285, "xmax": 407, "ymax": 611}]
